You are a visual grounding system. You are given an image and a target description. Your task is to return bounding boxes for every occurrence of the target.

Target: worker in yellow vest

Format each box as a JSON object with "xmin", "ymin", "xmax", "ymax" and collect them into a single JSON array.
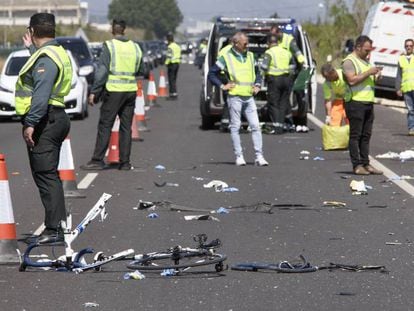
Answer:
[
  {"xmin": 261, "ymin": 35, "xmax": 293, "ymax": 134},
  {"xmin": 81, "ymin": 19, "xmax": 142, "ymax": 171},
  {"xmin": 396, "ymin": 38, "xmax": 414, "ymax": 136},
  {"xmin": 16, "ymin": 13, "xmax": 72, "ymax": 243},
  {"xmin": 321, "ymin": 63, "xmax": 348, "ymax": 126},
  {"xmin": 342, "ymin": 35, "xmax": 383, "ymax": 175},
  {"xmin": 270, "ymin": 24, "xmax": 307, "ymax": 132},
  {"xmin": 165, "ymin": 33, "xmax": 181, "ymax": 99},
  {"xmin": 208, "ymin": 32, "xmax": 268, "ymax": 166}
]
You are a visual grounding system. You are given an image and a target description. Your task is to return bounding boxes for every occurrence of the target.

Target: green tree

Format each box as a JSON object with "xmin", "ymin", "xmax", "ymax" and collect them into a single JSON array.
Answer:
[{"xmin": 108, "ymin": 0, "xmax": 183, "ymax": 39}]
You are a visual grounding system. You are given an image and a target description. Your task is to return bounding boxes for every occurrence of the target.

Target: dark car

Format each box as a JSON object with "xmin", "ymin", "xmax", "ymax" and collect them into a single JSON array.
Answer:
[
  {"xmin": 136, "ymin": 41, "xmax": 154, "ymax": 79},
  {"xmin": 55, "ymin": 37, "xmax": 96, "ymax": 89}
]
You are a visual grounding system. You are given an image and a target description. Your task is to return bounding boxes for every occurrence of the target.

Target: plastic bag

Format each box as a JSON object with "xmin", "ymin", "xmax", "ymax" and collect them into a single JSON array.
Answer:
[{"xmin": 322, "ymin": 124, "xmax": 349, "ymax": 150}]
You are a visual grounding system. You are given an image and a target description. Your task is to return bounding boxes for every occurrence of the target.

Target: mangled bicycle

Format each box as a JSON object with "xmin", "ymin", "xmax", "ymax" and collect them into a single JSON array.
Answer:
[
  {"xmin": 19, "ymin": 193, "xmax": 134, "ymax": 272},
  {"xmin": 126, "ymin": 233, "xmax": 227, "ymax": 274}
]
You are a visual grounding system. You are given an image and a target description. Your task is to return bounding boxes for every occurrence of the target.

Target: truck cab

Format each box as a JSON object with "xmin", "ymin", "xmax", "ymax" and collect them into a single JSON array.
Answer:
[
  {"xmin": 200, "ymin": 17, "xmax": 317, "ymax": 130},
  {"xmin": 362, "ymin": 0, "xmax": 414, "ymax": 92}
]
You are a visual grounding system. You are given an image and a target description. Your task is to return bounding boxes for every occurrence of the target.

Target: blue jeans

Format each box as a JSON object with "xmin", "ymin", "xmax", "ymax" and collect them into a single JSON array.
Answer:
[
  {"xmin": 228, "ymin": 95, "xmax": 263, "ymax": 157},
  {"xmin": 403, "ymin": 91, "xmax": 414, "ymax": 130}
]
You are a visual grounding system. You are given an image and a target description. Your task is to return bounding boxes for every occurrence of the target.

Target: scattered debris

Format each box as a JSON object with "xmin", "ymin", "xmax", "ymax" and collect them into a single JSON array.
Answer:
[
  {"xmin": 83, "ymin": 302, "xmax": 100, "ymax": 308},
  {"xmin": 388, "ymin": 175, "xmax": 414, "ymax": 181},
  {"xmin": 203, "ymin": 180, "xmax": 229, "ymax": 192},
  {"xmin": 161, "ymin": 269, "xmax": 177, "ymax": 276},
  {"xmin": 147, "ymin": 213, "xmax": 159, "ymax": 219},
  {"xmin": 220, "ymin": 187, "xmax": 239, "ymax": 192},
  {"xmin": 154, "ymin": 182, "xmax": 179, "ymax": 187},
  {"xmin": 299, "ymin": 150, "xmax": 310, "ymax": 160},
  {"xmin": 215, "ymin": 207, "xmax": 230, "ymax": 214},
  {"xmin": 155, "ymin": 164, "xmax": 166, "ymax": 170},
  {"xmin": 367, "ymin": 205, "xmax": 387, "ymax": 209},
  {"xmin": 350, "ymin": 180, "xmax": 368, "ymax": 195},
  {"xmin": 184, "ymin": 215, "xmax": 220, "ymax": 221},
  {"xmin": 323, "ymin": 201, "xmax": 347, "ymax": 208},
  {"xmin": 123, "ymin": 270, "xmax": 146, "ymax": 280},
  {"xmin": 341, "ymin": 175, "xmax": 352, "ymax": 179},
  {"xmin": 313, "ymin": 156, "xmax": 325, "ymax": 161},
  {"xmin": 385, "ymin": 242, "xmax": 402, "ymax": 245},
  {"xmin": 376, "ymin": 150, "xmax": 414, "ymax": 161}
]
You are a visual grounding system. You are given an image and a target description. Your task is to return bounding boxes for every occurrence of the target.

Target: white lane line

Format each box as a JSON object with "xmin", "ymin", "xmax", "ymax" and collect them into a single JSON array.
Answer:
[
  {"xmin": 77, "ymin": 173, "xmax": 98, "ymax": 189},
  {"xmin": 33, "ymin": 223, "xmax": 45, "ymax": 235},
  {"xmin": 307, "ymin": 113, "xmax": 414, "ymax": 197}
]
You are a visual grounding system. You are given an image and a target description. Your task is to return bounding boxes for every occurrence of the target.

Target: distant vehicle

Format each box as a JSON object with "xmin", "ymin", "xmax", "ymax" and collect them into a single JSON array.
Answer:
[
  {"xmin": 147, "ymin": 40, "xmax": 166, "ymax": 65},
  {"xmin": 88, "ymin": 42, "xmax": 103, "ymax": 62},
  {"xmin": 0, "ymin": 49, "xmax": 88, "ymax": 120},
  {"xmin": 178, "ymin": 41, "xmax": 193, "ymax": 54},
  {"xmin": 136, "ymin": 41, "xmax": 154, "ymax": 79},
  {"xmin": 200, "ymin": 17, "xmax": 317, "ymax": 129},
  {"xmin": 361, "ymin": 0, "xmax": 414, "ymax": 92},
  {"xmin": 55, "ymin": 37, "xmax": 96, "ymax": 89}
]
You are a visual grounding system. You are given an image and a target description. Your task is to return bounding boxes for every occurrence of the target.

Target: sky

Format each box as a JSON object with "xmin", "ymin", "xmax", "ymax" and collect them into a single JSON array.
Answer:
[{"xmin": 85, "ymin": 0, "xmax": 354, "ymax": 25}]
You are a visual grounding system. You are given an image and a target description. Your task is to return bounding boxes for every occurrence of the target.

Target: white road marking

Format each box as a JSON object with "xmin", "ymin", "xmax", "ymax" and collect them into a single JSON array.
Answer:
[
  {"xmin": 33, "ymin": 223, "xmax": 45, "ymax": 235},
  {"xmin": 77, "ymin": 173, "xmax": 98, "ymax": 189},
  {"xmin": 307, "ymin": 113, "xmax": 414, "ymax": 197}
]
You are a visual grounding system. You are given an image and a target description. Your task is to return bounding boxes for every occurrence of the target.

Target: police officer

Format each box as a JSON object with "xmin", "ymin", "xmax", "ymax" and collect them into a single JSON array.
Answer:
[
  {"xmin": 342, "ymin": 35, "xmax": 383, "ymax": 175},
  {"xmin": 16, "ymin": 13, "xmax": 72, "ymax": 243},
  {"xmin": 396, "ymin": 38, "xmax": 414, "ymax": 135},
  {"xmin": 81, "ymin": 20, "xmax": 142, "ymax": 171},
  {"xmin": 261, "ymin": 35, "xmax": 292, "ymax": 134},
  {"xmin": 208, "ymin": 32, "xmax": 268, "ymax": 166},
  {"xmin": 165, "ymin": 33, "xmax": 181, "ymax": 99},
  {"xmin": 270, "ymin": 25, "xmax": 307, "ymax": 132}
]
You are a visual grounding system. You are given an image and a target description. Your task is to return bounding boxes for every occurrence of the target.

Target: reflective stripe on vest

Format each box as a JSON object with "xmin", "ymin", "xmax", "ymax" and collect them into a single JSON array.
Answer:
[
  {"xmin": 399, "ymin": 55, "xmax": 414, "ymax": 93},
  {"xmin": 166, "ymin": 42, "xmax": 181, "ymax": 64},
  {"xmin": 15, "ymin": 45, "xmax": 72, "ymax": 115},
  {"xmin": 265, "ymin": 45, "xmax": 291, "ymax": 76},
  {"xmin": 224, "ymin": 50, "xmax": 255, "ymax": 96},
  {"xmin": 105, "ymin": 39, "xmax": 142, "ymax": 92},
  {"xmin": 343, "ymin": 53, "xmax": 375, "ymax": 102}
]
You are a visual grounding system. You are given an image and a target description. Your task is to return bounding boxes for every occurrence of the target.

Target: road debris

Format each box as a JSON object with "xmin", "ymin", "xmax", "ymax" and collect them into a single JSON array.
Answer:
[
  {"xmin": 123, "ymin": 270, "xmax": 146, "ymax": 280},
  {"xmin": 350, "ymin": 180, "xmax": 368, "ymax": 195},
  {"xmin": 184, "ymin": 215, "xmax": 220, "ymax": 221}
]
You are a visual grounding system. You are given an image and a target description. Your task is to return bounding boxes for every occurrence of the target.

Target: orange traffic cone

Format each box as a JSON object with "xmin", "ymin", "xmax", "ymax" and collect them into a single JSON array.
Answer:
[
  {"xmin": 158, "ymin": 70, "xmax": 168, "ymax": 97},
  {"xmin": 147, "ymin": 71, "xmax": 158, "ymax": 107},
  {"xmin": 0, "ymin": 154, "xmax": 20, "ymax": 264},
  {"xmin": 106, "ymin": 116, "xmax": 120, "ymax": 164},
  {"xmin": 135, "ymin": 80, "xmax": 149, "ymax": 132},
  {"xmin": 131, "ymin": 115, "xmax": 143, "ymax": 142},
  {"xmin": 58, "ymin": 136, "xmax": 86, "ymax": 198}
]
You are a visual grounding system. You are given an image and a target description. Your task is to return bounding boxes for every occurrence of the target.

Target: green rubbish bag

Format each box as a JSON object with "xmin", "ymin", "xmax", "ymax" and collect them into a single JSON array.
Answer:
[{"xmin": 322, "ymin": 124, "xmax": 349, "ymax": 150}]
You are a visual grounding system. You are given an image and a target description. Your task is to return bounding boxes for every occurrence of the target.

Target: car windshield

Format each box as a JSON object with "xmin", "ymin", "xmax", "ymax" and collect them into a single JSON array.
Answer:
[
  {"xmin": 58, "ymin": 41, "xmax": 91, "ymax": 61},
  {"xmin": 6, "ymin": 56, "xmax": 29, "ymax": 75}
]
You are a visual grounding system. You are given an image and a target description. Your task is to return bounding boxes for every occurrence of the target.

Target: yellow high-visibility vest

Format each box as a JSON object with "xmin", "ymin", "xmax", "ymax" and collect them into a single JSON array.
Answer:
[
  {"xmin": 105, "ymin": 39, "xmax": 142, "ymax": 92},
  {"xmin": 342, "ymin": 53, "xmax": 375, "ymax": 102},
  {"xmin": 165, "ymin": 42, "xmax": 181, "ymax": 65},
  {"xmin": 264, "ymin": 45, "xmax": 291, "ymax": 76},
  {"xmin": 399, "ymin": 55, "xmax": 414, "ymax": 93},
  {"xmin": 15, "ymin": 45, "xmax": 72, "ymax": 115},
  {"xmin": 223, "ymin": 50, "xmax": 255, "ymax": 97}
]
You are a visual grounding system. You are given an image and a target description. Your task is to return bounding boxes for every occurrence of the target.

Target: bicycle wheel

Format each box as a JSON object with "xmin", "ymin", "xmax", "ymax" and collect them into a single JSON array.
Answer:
[{"xmin": 127, "ymin": 250, "xmax": 227, "ymax": 271}]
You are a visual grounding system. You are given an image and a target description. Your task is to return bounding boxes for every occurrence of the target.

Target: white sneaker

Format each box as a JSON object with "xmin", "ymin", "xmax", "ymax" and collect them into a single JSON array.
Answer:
[
  {"xmin": 255, "ymin": 155, "xmax": 269, "ymax": 166},
  {"xmin": 235, "ymin": 155, "xmax": 246, "ymax": 166},
  {"xmin": 301, "ymin": 126, "xmax": 309, "ymax": 133},
  {"xmin": 296, "ymin": 125, "xmax": 303, "ymax": 133}
]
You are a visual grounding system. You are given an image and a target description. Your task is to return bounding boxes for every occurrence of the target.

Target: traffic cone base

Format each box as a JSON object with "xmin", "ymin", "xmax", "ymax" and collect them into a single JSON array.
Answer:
[
  {"xmin": 0, "ymin": 154, "xmax": 20, "ymax": 264},
  {"xmin": 135, "ymin": 80, "xmax": 150, "ymax": 132},
  {"xmin": 147, "ymin": 71, "xmax": 158, "ymax": 106},
  {"xmin": 158, "ymin": 70, "xmax": 168, "ymax": 97}
]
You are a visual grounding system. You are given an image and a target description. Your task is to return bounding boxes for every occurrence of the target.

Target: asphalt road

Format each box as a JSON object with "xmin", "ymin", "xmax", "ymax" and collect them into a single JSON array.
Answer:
[{"xmin": 1, "ymin": 64, "xmax": 414, "ymax": 311}]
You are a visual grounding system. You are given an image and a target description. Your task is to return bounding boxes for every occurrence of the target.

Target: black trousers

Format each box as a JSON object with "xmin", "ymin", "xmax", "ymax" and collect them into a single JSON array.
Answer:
[
  {"xmin": 344, "ymin": 100, "xmax": 374, "ymax": 168},
  {"xmin": 92, "ymin": 91, "xmax": 135, "ymax": 164},
  {"xmin": 167, "ymin": 63, "xmax": 179, "ymax": 94},
  {"xmin": 28, "ymin": 108, "xmax": 70, "ymax": 229},
  {"xmin": 267, "ymin": 74, "xmax": 291, "ymax": 125}
]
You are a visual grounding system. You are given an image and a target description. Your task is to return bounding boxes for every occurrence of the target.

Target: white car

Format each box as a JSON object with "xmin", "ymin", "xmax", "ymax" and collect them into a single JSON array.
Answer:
[{"xmin": 0, "ymin": 49, "xmax": 88, "ymax": 120}]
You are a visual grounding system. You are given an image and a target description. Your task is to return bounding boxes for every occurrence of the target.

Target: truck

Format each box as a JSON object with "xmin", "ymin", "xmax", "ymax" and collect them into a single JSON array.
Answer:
[
  {"xmin": 199, "ymin": 17, "xmax": 317, "ymax": 130},
  {"xmin": 362, "ymin": 0, "xmax": 414, "ymax": 92}
]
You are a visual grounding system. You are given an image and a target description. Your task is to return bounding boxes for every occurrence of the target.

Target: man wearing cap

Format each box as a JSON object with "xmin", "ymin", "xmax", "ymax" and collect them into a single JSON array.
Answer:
[
  {"xmin": 16, "ymin": 13, "xmax": 72, "ymax": 243},
  {"xmin": 80, "ymin": 20, "xmax": 142, "ymax": 171},
  {"xmin": 165, "ymin": 32, "xmax": 181, "ymax": 99}
]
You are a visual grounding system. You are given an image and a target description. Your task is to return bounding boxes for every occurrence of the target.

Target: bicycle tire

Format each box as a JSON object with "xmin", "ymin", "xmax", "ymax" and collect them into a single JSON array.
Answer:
[
  {"xmin": 231, "ymin": 263, "xmax": 317, "ymax": 273},
  {"xmin": 127, "ymin": 250, "xmax": 227, "ymax": 271}
]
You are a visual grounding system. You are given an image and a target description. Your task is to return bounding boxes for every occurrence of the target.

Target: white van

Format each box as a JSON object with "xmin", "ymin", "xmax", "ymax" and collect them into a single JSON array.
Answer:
[
  {"xmin": 362, "ymin": 0, "xmax": 414, "ymax": 91},
  {"xmin": 200, "ymin": 17, "xmax": 317, "ymax": 129}
]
